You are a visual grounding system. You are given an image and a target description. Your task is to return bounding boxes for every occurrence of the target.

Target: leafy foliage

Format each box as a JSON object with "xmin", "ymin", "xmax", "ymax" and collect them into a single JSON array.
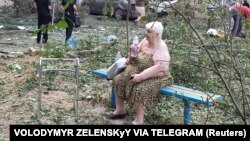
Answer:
[{"xmin": 39, "ymin": 43, "xmax": 66, "ymax": 58}]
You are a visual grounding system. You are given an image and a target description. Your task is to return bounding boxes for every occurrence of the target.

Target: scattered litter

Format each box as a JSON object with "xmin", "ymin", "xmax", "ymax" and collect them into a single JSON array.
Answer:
[
  {"xmin": 0, "ymin": 25, "xmax": 3, "ymax": 29},
  {"xmin": 103, "ymin": 35, "xmax": 117, "ymax": 42},
  {"xmin": 25, "ymin": 26, "xmax": 36, "ymax": 32},
  {"xmin": 17, "ymin": 26, "xmax": 25, "ymax": 30},
  {"xmin": 75, "ymin": 30, "xmax": 80, "ymax": 34},
  {"xmin": 14, "ymin": 64, "xmax": 22, "ymax": 70},
  {"xmin": 99, "ymin": 27, "xmax": 105, "ymax": 31},
  {"xmin": 86, "ymin": 95, "xmax": 93, "ymax": 99},
  {"xmin": 216, "ymin": 30, "xmax": 225, "ymax": 38},
  {"xmin": 207, "ymin": 28, "xmax": 217, "ymax": 36},
  {"xmin": 206, "ymin": 28, "xmax": 224, "ymax": 38},
  {"xmin": 67, "ymin": 36, "xmax": 79, "ymax": 49},
  {"xmin": 7, "ymin": 52, "xmax": 24, "ymax": 58}
]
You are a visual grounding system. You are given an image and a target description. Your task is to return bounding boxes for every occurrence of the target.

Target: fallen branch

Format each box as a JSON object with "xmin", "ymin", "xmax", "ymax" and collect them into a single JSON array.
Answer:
[{"xmin": 0, "ymin": 30, "xmax": 27, "ymax": 35}]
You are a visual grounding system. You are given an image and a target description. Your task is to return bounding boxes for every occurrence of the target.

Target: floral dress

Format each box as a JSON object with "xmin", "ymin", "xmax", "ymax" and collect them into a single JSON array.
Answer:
[{"xmin": 112, "ymin": 51, "xmax": 173, "ymax": 107}]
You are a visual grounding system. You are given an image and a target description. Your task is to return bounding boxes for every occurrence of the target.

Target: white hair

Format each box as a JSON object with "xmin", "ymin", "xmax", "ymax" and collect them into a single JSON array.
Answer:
[{"xmin": 145, "ymin": 21, "xmax": 164, "ymax": 37}]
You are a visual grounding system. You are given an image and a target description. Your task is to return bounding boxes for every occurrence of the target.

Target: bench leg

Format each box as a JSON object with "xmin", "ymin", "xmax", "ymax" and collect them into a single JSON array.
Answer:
[
  {"xmin": 183, "ymin": 99, "xmax": 191, "ymax": 125},
  {"xmin": 111, "ymin": 87, "xmax": 116, "ymax": 108}
]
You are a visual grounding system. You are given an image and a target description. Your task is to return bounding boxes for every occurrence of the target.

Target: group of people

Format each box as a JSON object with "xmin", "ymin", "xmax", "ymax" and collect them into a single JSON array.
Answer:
[{"xmin": 33, "ymin": 0, "xmax": 78, "ymax": 44}]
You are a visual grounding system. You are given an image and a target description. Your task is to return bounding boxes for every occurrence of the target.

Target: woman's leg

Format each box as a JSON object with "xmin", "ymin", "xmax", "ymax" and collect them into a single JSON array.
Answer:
[
  {"xmin": 112, "ymin": 92, "xmax": 126, "ymax": 115},
  {"xmin": 132, "ymin": 102, "xmax": 145, "ymax": 125},
  {"xmin": 134, "ymin": 16, "xmax": 141, "ymax": 25}
]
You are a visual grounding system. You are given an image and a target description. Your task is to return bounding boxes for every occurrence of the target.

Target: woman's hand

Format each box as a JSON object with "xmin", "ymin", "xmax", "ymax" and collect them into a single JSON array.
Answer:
[
  {"xmin": 126, "ymin": 58, "xmax": 130, "ymax": 65},
  {"xmin": 129, "ymin": 45, "xmax": 140, "ymax": 52},
  {"xmin": 130, "ymin": 74, "xmax": 143, "ymax": 83}
]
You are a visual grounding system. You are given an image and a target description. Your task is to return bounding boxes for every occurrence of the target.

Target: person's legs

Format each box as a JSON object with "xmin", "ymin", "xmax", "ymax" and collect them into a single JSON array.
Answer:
[
  {"xmin": 66, "ymin": 26, "xmax": 73, "ymax": 42},
  {"xmin": 236, "ymin": 16, "xmax": 243, "ymax": 36},
  {"xmin": 231, "ymin": 10, "xmax": 242, "ymax": 36},
  {"xmin": 134, "ymin": 16, "xmax": 141, "ymax": 25},
  {"xmin": 65, "ymin": 15, "xmax": 74, "ymax": 42},
  {"xmin": 37, "ymin": 16, "xmax": 42, "ymax": 44},
  {"xmin": 135, "ymin": 6, "xmax": 145, "ymax": 26},
  {"xmin": 42, "ymin": 27, "xmax": 48, "ymax": 44},
  {"xmin": 132, "ymin": 102, "xmax": 145, "ymax": 125},
  {"xmin": 42, "ymin": 16, "xmax": 50, "ymax": 43}
]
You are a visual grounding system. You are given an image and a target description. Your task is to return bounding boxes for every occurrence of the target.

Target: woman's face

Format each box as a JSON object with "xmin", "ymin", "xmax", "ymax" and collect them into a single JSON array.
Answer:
[{"xmin": 146, "ymin": 28, "xmax": 156, "ymax": 41}]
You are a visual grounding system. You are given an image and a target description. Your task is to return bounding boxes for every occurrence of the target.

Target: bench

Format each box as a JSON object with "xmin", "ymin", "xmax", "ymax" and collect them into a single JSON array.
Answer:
[{"xmin": 92, "ymin": 68, "xmax": 223, "ymax": 125}]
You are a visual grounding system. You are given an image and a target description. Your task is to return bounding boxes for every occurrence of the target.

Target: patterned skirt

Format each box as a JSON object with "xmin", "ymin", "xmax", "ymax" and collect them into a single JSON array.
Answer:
[{"xmin": 112, "ymin": 65, "xmax": 173, "ymax": 108}]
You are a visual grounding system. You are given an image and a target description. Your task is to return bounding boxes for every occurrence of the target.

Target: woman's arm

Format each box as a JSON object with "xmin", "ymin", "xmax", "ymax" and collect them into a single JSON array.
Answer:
[
  {"xmin": 48, "ymin": 3, "xmax": 52, "ymax": 11},
  {"xmin": 60, "ymin": 5, "xmax": 65, "ymax": 13},
  {"xmin": 73, "ymin": 4, "xmax": 77, "ymax": 13},
  {"xmin": 131, "ymin": 61, "xmax": 169, "ymax": 83},
  {"xmin": 131, "ymin": 43, "xmax": 170, "ymax": 83}
]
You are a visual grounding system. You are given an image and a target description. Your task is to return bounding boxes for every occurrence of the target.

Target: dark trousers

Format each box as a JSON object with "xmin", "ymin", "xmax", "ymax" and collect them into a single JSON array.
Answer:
[
  {"xmin": 231, "ymin": 10, "xmax": 243, "ymax": 36},
  {"xmin": 65, "ymin": 14, "xmax": 75, "ymax": 42},
  {"xmin": 37, "ymin": 15, "xmax": 51, "ymax": 43}
]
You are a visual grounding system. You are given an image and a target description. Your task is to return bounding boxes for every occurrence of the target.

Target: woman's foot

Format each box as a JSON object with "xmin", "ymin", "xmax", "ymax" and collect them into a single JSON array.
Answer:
[{"xmin": 132, "ymin": 121, "xmax": 143, "ymax": 125}]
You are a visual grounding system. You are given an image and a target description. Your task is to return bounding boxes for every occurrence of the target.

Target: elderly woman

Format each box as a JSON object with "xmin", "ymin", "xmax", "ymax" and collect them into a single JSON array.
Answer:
[{"xmin": 108, "ymin": 21, "xmax": 173, "ymax": 125}]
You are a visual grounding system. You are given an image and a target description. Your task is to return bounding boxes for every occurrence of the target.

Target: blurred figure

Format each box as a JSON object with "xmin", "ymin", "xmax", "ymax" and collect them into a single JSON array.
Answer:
[
  {"xmin": 230, "ymin": 1, "xmax": 250, "ymax": 37},
  {"xmin": 134, "ymin": 0, "xmax": 145, "ymax": 26},
  {"xmin": 60, "ymin": 0, "xmax": 78, "ymax": 42},
  {"xmin": 33, "ymin": 0, "xmax": 52, "ymax": 44},
  {"xmin": 243, "ymin": 0, "xmax": 250, "ymax": 8}
]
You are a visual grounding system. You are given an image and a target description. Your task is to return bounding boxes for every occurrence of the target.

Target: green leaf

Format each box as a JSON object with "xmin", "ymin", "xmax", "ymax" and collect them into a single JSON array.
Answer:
[
  {"xmin": 47, "ymin": 24, "xmax": 56, "ymax": 31},
  {"xmin": 244, "ymin": 21, "xmax": 250, "ymax": 30},
  {"xmin": 57, "ymin": 21, "xmax": 68, "ymax": 29},
  {"xmin": 141, "ymin": 16, "xmax": 147, "ymax": 21},
  {"xmin": 32, "ymin": 29, "xmax": 39, "ymax": 36},
  {"xmin": 64, "ymin": 0, "xmax": 74, "ymax": 10},
  {"xmin": 39, "ymin": 24, "xmax": 46, "ymax": 32}
]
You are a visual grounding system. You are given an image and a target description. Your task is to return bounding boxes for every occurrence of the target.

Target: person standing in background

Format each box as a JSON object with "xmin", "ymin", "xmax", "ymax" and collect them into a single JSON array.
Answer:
[
  {"xmin": 230, "ymin": 1, "xmax": 250, "ymax": 37},
  {"xmin": 33, "ymin": 0, "xmax": 52, "ymax": 44},
  {"xmin": 134, "ymin": 0, "xmax": 145, "ymax": 26},
  {"xmin": 60, "ymin": 0, "xmax": 77, "ymax": 43},
  {"xmin": 243, "ymin": 0, "xmax": 250, "ymax": 8}
]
